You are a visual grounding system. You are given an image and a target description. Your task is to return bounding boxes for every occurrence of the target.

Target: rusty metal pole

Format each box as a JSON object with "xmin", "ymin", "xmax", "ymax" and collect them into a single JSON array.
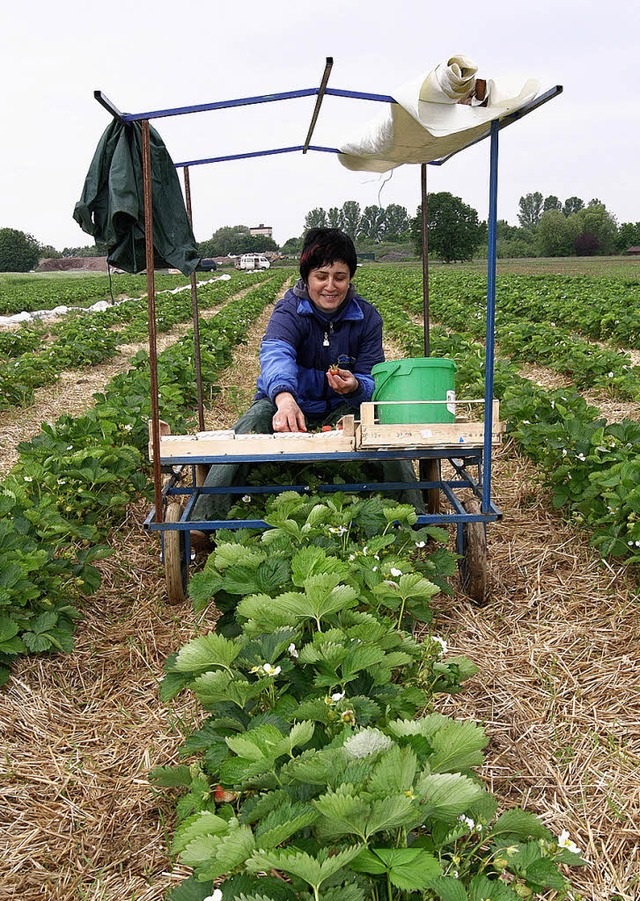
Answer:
[
  {"xmin": 183, "ymin": 166, "xmax": 205, "ymax": 431},
  {"xmin": 141, "ymin": 119, "xmax": 164, "ymax": 524},
  {"xmin": 421, "ymin": 163, "xmax": 430, "ymax": 357}
]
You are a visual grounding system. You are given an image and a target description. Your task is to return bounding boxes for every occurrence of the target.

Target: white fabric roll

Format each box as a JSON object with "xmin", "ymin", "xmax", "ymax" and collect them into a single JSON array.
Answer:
[{"xmin": 338, "ymin": 56, "xmax": 540, "ymax": 172}]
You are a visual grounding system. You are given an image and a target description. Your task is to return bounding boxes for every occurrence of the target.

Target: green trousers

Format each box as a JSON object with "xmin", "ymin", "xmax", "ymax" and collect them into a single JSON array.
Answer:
[{"xmin": 191, "ymin": 398, "xmax": 425, "ymax": 521}]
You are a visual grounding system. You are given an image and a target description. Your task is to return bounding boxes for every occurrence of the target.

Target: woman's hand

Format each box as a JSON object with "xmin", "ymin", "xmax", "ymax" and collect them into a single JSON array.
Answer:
[
  {"xmin": 327, "ymin": 367, "xmax": 359, "ymax": 396},
  {"xmin": 273, "ymin": 392, "xmax": 307, "ymax": 432}
]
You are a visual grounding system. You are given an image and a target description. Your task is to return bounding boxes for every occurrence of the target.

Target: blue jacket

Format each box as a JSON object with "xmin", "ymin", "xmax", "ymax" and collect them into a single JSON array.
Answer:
[{"xmin": 255, "ymin": 279, "xmax": 384, "ymax": 418}]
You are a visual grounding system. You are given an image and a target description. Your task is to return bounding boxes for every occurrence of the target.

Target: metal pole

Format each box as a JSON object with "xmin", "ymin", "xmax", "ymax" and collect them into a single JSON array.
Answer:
[
  {"xmin": 419, "ymin": 163, "xmax": 440, "ymax": 511},
  {"xmin": 183, "ymin": 166, "xmax": 206, "ymax": 431},
  {"xmin": 420, "ymin": 163, "xmax": 430, "ymax": 356},
  {"xmin": 141, "ymin": 119, "xmax": 164, "ymax": 523},
  {"xmin": 303, "ymin": 57, "xmax": 334, "ymax": 153},
  {"xmin": 482, "ymin": 120, "xmax": 499, "ymax": 514}
]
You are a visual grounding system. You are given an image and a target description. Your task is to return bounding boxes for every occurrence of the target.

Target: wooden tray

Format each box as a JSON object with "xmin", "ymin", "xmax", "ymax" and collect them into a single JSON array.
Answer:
[
  {"xmin": 149, "ymin": 417, "xmax": 356, "ymax": 461},
  {"xmin": 356, "ymin": 401, "xmax": 505, "ymax": 449}
]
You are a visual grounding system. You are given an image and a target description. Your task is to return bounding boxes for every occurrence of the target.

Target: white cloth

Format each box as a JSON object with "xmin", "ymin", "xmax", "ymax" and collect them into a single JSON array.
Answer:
[{"xmin": 338, "ymin": 55, "xmax": 539, "ymax": 172}]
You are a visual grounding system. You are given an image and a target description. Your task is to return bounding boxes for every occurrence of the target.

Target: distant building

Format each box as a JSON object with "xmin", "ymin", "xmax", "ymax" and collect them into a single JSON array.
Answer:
[
  {"xmin": 625, "ymin": 246, "xmax": 640, "ymax": 255},
  {"xmin": 249, "ymin": 224, "xmax": 273, "ymax": 238}
]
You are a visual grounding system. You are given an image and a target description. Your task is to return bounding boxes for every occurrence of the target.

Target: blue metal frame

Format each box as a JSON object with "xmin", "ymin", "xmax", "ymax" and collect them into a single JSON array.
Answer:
[{"xmin": 93, "ymin": 68, "xmax": 562, "ymax": 563}]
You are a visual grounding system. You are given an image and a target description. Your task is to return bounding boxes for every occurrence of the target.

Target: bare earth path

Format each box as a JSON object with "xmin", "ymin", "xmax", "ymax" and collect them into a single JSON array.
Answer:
[{"xmin": 1, "ymin": 300, "xmax": 639, "ymax": 899}]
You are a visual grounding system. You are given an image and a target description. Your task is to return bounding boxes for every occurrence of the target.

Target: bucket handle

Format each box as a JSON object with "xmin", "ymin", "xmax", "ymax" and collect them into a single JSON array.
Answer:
[{"xmin": 372, "ymin": 361, "xmax": 403, "ymax": 397}]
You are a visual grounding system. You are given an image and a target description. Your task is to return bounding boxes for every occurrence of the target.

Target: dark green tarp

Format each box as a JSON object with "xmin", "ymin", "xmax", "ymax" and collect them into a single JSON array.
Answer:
[{"xmin": 73, "ymin": 119, "xmax": 200, "ymax": 276}]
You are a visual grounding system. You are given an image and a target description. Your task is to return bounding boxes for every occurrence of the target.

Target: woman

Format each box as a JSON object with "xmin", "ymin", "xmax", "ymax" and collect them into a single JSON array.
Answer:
[
  {"xmin": 193, "ymin": 228, "xmax": 421, "ymax": 523},
  {"xmin": 243, "ymin": 226, "xmax": 384, "ymax": 434}
]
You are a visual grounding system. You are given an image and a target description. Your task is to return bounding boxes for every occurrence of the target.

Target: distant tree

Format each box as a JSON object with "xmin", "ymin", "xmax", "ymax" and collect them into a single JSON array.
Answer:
[
  {"xmin": 543, "ymin": 195, "xmax": 562, "ymax": 213},
  {"xmin": 281, "ymin": 236, "xmax": 303, "ymax": 255},
  {"xmin": 616, "ymin": 221, "xmax": 640, "ymax": 253},
  {"xmin": 340, "ymin": 201, "xmax": 362, "ymax": 240},
  {"xmin": 496, "ymin": 219, "xmax": 520, "ymax": 240},
  {"xmin": 588, "ymin": 198, "xmax": 602, "ymax": 207},
  {"xmin": 536, "ymin": 210, "xmax": 574, "ymax": 257},
  {"xmin": 360, "ymin": 205, "xmax": 386, "ymax": 242},
  {"xmin": 411, "ymin": 193, "xmax": 485, "ymax": 263},
  {"xmin": 39, "ymin": 245, "xmax": 63, "ymax": 259},
  {"xmin": 304, "ymin": 208, "xmax": 328, "ymax": 230},
  {"xmin": 327, "ymin": 207, "xmax": 343, "ymax": 229},
  {"xmin": 62, "ymin": 240, "xmax": 108, "ymax": 257},
  {"xmin": 569, "ymin": 203, "xmax": 617, "ymax": 255},
  {"xmin": 562, "ymin": 196, "xmax": 584, "ymax": 217},
  {"xmin": 198, "ymin": 225, "xmax": 278, "ymax": 257},
  {"xmin": 517, "ymin": 192, "xmax": 544, "ymax": 228},
  {"xmin": 573, "ymin": 233, "xmax": 600, "ymax": 256},
  {"xmin": 383, "ymin": 203, "xmax": 410, "ymax": 241},
  {"xmin": 0, "ymin": 228, "xmax": 41, "ymax": 272}
]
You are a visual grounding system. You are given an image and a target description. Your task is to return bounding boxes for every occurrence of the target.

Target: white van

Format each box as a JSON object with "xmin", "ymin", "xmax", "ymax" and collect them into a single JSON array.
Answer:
[{"xmin": 237, "ymin": 253, "xmax": 271, "ymax": 271}]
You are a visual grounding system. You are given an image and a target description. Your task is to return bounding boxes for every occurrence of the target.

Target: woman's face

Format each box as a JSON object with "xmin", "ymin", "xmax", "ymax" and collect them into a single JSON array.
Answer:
[{"xmin": 306, "ymin": 260, "xmax": 351, "ymax": 313}]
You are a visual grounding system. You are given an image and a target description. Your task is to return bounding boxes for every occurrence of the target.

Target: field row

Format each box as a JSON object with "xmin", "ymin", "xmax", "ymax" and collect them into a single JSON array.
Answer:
[
  {"xmin": 0, "ymin": 276, "xmax": 285, "ymax": 686},
  {"xmin": 0, "ymin": 270, "xmax": 276, "ymax": 410},
  {"xmin": 354, "ymin": 268, "xmax": 640, "ymax": 567},
  {"xmin": 0, "ymin": 271, "xmax": 195, "ymax": 316},
  {"xmin": 354, "ymin": 267, "xmax": 640, "ymax": 400}
]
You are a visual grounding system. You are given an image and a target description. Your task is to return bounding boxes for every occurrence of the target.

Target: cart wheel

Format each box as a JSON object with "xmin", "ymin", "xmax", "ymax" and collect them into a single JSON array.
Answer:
[
  {"xmin": 164, "ymin": 502, "xmax": 188, "ymax": 605},
  {"xmin": 421, "ymin": 458, "xmax": 441, "ymax": 515},
  {"xmin": 459, "ymin": 498, "xmax": 489, "ymax": 605}
]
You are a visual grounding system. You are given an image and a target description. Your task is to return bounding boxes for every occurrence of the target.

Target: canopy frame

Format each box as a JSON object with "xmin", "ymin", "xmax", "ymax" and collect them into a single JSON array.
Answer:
[{"xmin": 94, "ymin": 62, "xmax": 562, "ymax": 522}]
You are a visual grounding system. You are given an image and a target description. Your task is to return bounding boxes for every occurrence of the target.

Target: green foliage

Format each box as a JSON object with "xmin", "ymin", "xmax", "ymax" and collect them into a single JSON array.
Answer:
[
  {"xmin": 301, "ymin": 202, "xmax": 410, "ymax": 245},
  {"xmin": 517, "ymin": 192, "xmax": 543, "ymax": 229},
  {"xmin": 0, "ymin": 271, "xmax": 274, "ymax": 412},
  {"xmin": 157, "ymin": 485, "xmax": 581, "ymax": 901},
  {"xmin": 536, "ymin": 210, "xmax": 574, "ymax": 257},
  {"xmin": 411, "ymin": 194, "xmax": 486, "ymax": 263},
  {"xmin": 0, "ymin": 228, "xmax": 41, "ymax": 272},
  {"xmin": 570, "ymin": 202, "xmax": 618, "ymax": 255},
  {"xmin": 198, "ymin": 225, "xmax": 279, "ymax": 257},
  {"xmin": 0, "ymin": 274, "xmax": 287, "ymax": 679}
]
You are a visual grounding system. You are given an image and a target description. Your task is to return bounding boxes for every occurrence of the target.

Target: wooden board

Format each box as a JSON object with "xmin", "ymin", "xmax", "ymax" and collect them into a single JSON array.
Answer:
[
  {"xmin": 356, "ymin": 401, "xmax": 505, "ymax": 449},
  {"xmin": 149, "ymin": 417, "xmax": 356, "ymax": 461}
]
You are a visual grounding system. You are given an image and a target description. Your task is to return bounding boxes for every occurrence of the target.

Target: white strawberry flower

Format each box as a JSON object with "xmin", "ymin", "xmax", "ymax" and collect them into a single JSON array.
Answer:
[
  {"xmin": 558, "ymin": 830, "xmax": 581, "ymax": 855},
  {"xmin": 203, "ymin": 890, "xmax": 223, "ymax": 901},
  {"xmin": 431, "ymin": 636, "xmax": 448, "ymax": 656},
  {"xmin": 262, "ymin": 663, "xmax": 281, "ymax": 677}
]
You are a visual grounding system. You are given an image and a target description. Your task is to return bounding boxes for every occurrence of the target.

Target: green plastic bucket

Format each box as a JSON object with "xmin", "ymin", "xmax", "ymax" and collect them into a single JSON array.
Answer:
[{"xmin": 371, "ymin": 357, "xmax": 456, "ymax": 425}]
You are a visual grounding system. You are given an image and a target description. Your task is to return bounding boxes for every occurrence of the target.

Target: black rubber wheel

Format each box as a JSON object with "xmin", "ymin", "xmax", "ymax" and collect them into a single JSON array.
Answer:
[
  {"xmin": 459, "ymin": 497, "xmax": 489, "ymax": 605},
  {"xmin": 163, "ymin": 503, "xmax": 188, "ymax": 605}
]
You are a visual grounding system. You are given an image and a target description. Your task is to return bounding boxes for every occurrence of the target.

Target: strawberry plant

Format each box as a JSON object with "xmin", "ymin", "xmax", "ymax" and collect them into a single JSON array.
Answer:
[
  {"xmin": 0, "ymin": 275, "xmax": 286, "ymax": 683},
  {"xmin": 154, "ymin": 491, "xmax": 585, "ymax": 900}
]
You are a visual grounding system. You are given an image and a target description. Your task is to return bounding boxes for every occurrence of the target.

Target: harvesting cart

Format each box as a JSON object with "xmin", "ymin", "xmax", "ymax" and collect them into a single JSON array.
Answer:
[{"xmin": 92, "ymin": 59, "xmax": 561, "ymax": 604}]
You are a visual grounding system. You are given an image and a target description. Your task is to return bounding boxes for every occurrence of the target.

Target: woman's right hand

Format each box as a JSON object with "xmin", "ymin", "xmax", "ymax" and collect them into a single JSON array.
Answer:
[{"xmin": 273, "ymin": 393, "xmax": 307, "ymax": 432}]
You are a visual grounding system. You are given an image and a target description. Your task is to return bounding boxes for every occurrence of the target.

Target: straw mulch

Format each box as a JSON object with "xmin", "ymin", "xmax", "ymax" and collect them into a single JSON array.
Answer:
[
  {"xmin": 435, "ymin": 442, "xmax": 640, "ymax": 900},
  {"xmin": 1, "ymin": 302, "xmax": 639, "ymax": 899}
]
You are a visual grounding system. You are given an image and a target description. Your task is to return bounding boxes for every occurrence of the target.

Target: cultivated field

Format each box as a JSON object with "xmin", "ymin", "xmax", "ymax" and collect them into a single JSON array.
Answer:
[{"xmin": 0, "ymin": 260, "xmax": 638, "ymax": 901}]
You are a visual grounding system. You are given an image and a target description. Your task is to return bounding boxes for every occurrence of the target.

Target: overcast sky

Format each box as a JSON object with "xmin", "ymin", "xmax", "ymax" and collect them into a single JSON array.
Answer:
[{"xmin": 2, "ymin": 0, "xmax": 637, "ymax": 250}]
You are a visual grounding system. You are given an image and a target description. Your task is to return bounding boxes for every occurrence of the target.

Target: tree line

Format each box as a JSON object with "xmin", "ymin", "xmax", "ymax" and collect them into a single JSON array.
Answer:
[
  {"xmin": 2, "ymin": 190, "xmax": 640, "ymax": 272},
  {"xmin": 502, "ymin": 192, "xmax": 640, "ymax": 258}
]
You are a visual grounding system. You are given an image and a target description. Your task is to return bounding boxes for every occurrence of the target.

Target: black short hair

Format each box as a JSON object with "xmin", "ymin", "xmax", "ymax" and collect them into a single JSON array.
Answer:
[{"xmin": 299, "ymin": 228, "xmax": 357, "ymax": 281}]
